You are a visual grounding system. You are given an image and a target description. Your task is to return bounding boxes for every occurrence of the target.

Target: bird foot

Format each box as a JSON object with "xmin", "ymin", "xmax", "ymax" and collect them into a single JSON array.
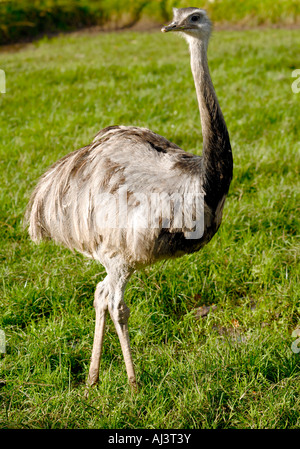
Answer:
[
  {"xmin": 84, "ymin": 373, "xmax": 99, "ymax": 398},
  {"xmin": 129, "ymin": 377, "xmax": 139, "ymax": 393}
]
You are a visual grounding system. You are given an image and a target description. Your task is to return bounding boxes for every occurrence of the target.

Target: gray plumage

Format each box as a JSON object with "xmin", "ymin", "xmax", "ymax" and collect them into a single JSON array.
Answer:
[{"xmin": 25, "ymin": 8, "xmax": 233, "ymax": 390}]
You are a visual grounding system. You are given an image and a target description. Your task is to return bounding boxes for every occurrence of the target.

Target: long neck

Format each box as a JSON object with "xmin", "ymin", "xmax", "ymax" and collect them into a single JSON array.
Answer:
[{"xmin": 189, "ymin": 37, "xmax": 233, "ymax": 208}]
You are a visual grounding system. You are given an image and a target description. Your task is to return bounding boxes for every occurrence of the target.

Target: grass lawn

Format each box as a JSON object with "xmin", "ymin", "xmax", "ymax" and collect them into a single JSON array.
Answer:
[{"xmin": 0, "ymin": 27, "xmax": 299, "ymax": 428}]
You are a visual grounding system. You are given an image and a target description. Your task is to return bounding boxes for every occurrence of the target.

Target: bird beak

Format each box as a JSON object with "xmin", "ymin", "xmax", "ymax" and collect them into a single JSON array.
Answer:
[{"xmin": 161, "ymin": 22, "xmax": 183, "ymax": 32}]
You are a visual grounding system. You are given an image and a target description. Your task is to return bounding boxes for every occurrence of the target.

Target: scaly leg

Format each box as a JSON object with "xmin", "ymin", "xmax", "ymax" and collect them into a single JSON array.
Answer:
[
  {"xmin": 87, "ymin": 277, "xmax": 109, "ymax": 387},
  {"xmin": 108, "ymin": 269, "xmax": 137, "ymax": 390}
]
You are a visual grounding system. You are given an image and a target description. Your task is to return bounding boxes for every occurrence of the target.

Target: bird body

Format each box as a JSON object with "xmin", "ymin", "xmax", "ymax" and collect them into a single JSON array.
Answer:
[
  {"xmin": 25, "ymin": 8, "xmax": 233, "ymax": 390},
  {"xmin": 27, "ymin": 124, "xmax": 217, "ymax": 268}
]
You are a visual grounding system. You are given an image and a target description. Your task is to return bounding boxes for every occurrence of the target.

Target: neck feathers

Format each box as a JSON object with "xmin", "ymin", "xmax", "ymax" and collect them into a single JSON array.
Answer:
[{"xmin": 188, "ymin": 37, "xmax": 233, "ymax": 208}]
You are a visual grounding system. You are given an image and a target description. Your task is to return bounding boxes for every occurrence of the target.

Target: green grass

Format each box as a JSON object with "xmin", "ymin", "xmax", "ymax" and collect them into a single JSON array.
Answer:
[{"xmin": 0, "ymin": 27, "xmax": 299, "ymax": 428}]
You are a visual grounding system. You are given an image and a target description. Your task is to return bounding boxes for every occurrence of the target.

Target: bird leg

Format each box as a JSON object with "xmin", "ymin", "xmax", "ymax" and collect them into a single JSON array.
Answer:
[
  {"xmin": 87, "ymin": 277, "xmax": 109, "ymax": 387},
  {"xmin": 108, "ymin": 273, "xmax": 137, "ymax": 390}
]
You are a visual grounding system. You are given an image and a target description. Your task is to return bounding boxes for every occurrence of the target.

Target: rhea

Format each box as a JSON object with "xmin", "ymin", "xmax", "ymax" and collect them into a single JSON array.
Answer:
[{"xmin": 25, "ymin": 8, "xmax": 233, "ymax": 390}]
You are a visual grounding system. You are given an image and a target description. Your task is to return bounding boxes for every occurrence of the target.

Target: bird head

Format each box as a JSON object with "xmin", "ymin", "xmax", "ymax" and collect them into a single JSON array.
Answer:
[{"xmin": 161, "ymin": 7, "xmax": 212, "ymax": 41}]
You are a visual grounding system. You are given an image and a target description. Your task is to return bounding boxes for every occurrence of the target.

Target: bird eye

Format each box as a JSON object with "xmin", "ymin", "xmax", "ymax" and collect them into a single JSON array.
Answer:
[{"xmin": 191, "ymin": 15, "xmax": 200, "ymax": 22}]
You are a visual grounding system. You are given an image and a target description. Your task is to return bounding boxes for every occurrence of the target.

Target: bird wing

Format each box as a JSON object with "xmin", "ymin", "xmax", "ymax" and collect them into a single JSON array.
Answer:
[
  {"xmin": 91, "ymin": 125, "xmax": 203, "ymax": 193},
  {"xmin": 26, "ymin": 125, "xmax": 205, "ymax": 265}
]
